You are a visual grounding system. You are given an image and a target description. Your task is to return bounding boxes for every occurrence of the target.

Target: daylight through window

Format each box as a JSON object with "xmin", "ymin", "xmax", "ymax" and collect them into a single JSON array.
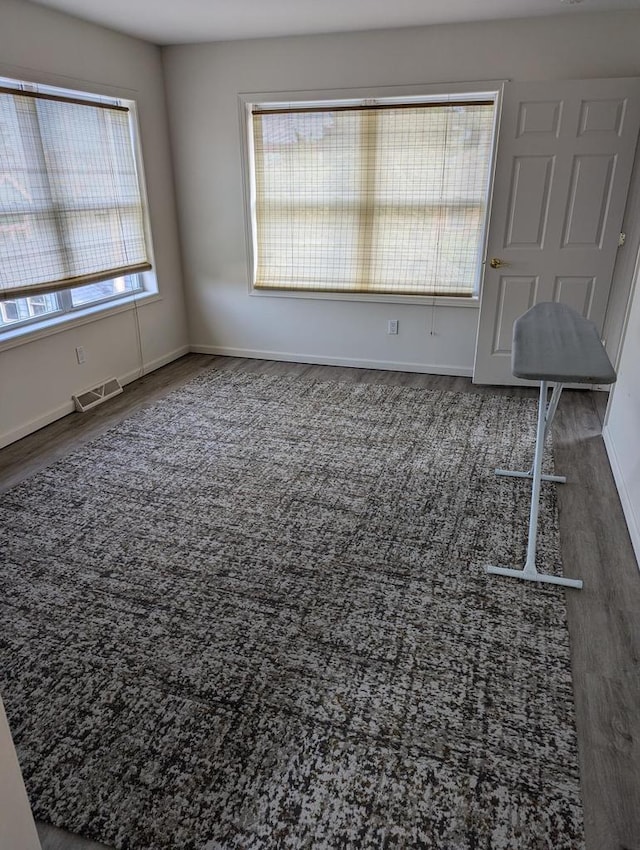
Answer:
[
  {"xmin": 0, "ymin": 80, "xmax": 151, "ymax": 305},
  {"xmin": 251, "ymin": 98, "xmax": 496, "ymax": 297},
  {"xmin": 0, "ymin": 275, "xmax": 143, "ymax": 331}
]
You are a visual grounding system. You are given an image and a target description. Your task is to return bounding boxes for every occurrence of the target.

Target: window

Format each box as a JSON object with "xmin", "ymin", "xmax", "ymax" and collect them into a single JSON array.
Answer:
[
  {"xmin": 0, "ymin": 76, "xmax": 153, "ymax": 335},
  {"xmin": 250, "ymin": 95, "xmax": 496, "ymax": 298},
  {"xmin": 0, "ymin": 275, "xmax": 143, "ymax": 331}
]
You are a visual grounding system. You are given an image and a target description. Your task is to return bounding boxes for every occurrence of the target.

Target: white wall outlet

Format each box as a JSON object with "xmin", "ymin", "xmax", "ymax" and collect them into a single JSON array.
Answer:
[
  {"xmin": 387, "ymin": 319, "xmax": 399, "ymax": 335},
  {"xmin": 75, "ymin": 346, "xmax": 86, "ymax": 364}
]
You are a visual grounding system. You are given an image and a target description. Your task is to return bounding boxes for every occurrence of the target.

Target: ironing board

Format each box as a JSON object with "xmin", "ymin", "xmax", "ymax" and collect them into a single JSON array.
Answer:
[{"xmin": 485, "ymin": 302, "xmax": 616, "ymax": 590}]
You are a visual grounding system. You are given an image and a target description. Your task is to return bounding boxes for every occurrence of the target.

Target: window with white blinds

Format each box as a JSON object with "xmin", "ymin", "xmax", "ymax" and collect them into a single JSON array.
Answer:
[
  {"xmin": 251, "ymin": 98, "xmax": 496, "ymax": 297},
  {"xmin": 0, "ymin": 81, "xmax": 151, "ymax": 301}
]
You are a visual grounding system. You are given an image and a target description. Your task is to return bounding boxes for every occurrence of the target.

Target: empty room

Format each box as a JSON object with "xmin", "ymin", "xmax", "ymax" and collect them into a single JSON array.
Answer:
[{"xmin": 1, "ymin": 0, "xmax": 639, "ymax": 848}]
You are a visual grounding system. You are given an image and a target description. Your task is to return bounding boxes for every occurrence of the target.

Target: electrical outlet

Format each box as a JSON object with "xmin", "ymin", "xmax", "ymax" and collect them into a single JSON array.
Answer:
[
  {"xmin": 387, "ymin": 319, "xmax": 399, "ymax": 335},
  {"xmin": 75, "ymin": 346, "xmax": 86, "ymax": 364}
]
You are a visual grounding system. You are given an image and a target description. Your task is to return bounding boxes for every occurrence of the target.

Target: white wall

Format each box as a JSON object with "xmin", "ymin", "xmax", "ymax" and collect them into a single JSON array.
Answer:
[
  {"xmin": 162, "ymin": 11, "xmax": 640, "ymax": 376},
  {"xmin": 0, "ymin": 696, "xmax": 41, "ymax": 850},
  {"xmin": 0, "ymin": 0, "xmax": 189, "ymax": 447},
  {"xmin": 604, "ymin": 251, "xmax": 640, "ymax": 568}
]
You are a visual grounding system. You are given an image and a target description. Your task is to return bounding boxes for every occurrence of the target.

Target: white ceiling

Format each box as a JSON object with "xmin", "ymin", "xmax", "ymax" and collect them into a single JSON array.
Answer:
[{"xmin": 28, "ymin": 0, "xmax": 640, "ymax": 46}]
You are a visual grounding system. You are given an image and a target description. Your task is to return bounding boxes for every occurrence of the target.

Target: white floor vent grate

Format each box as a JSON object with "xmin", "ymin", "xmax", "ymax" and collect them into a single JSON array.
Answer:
[{"xmin": 73, "ymin": 377, "xmax": 123, "ymax": 413}]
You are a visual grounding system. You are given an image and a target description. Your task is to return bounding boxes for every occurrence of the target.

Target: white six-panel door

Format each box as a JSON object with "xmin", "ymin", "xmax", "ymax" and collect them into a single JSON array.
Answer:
[{"xmin": 474, "ymin": 78, "xmax": 640, "ymax": 385}]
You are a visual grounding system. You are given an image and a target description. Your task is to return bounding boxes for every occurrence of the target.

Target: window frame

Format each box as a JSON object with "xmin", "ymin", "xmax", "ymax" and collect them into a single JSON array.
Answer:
[
  {"xmin": 0, "ymin": 274, "xmax": 146, "ymax": 333},
  {"xmin": 239, "ymin": 81, "xmax": 504, "ymax": 307},
  {"xmin": 0, "ymin": 69, "xmax": 158, "ymax": 348},
  {"xmin": 0, "ymin": 275, "xmax": 160, "ymax": 353}
]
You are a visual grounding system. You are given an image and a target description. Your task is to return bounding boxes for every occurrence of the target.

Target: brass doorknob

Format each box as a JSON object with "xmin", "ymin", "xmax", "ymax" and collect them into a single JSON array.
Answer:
[{"xmin": 489, "ymin": 257, "xmax": 509, "ymax": 269}]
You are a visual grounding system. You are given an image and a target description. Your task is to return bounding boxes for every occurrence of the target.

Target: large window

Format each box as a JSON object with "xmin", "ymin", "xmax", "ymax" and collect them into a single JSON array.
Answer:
[
  {"xmin": 250, "ymin": 95, "xmax": 496, "ymax": 298},
  {"xmin": 0, "ymin": 76, "xmax": 153, "ymax": 335}
]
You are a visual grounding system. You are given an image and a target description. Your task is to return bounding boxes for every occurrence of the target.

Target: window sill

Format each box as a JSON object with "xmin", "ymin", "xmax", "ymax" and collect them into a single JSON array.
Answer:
[
  {"xmin": 250, "ymin": 287, "xmax": 480, "ymax": 308},
  {"xmin": 0, "ymin": 290, "xmax": 161, "ymax": 354}
]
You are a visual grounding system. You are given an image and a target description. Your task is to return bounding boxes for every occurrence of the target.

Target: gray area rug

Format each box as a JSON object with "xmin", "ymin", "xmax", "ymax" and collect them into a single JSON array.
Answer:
[{"xmin": 0, "ymin": 370, "xmax": 584, "ymax": 849}]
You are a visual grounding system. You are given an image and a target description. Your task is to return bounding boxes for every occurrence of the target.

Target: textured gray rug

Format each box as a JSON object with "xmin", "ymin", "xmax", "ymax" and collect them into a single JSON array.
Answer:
[{"xmin": 0, "ymin": 369, "xmax": 584, "ymax": 849}]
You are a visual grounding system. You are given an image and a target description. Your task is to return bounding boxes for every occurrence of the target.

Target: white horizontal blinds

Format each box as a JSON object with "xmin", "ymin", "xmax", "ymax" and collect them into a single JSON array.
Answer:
[
  {"xmin": 253, "ymin": 101, "xmax": 495, "ymax": 296},
  {"xmin": 0, "ymin": 88, "xmax": 151, "ymax": 300}
]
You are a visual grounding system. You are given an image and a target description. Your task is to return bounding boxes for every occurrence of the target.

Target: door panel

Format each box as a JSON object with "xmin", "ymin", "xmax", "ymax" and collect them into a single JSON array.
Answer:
[
  {"xmin": 516, "ymin": 100, "xmax": 562, "ymax": 137},
  {"xmin": 474, "ymin": 79, "xmax": 640, "ymax": 385},
  {"xmin": 492, "ymin": 276, "xmax": 538, "ymax": 354},
  {"xmin": 578, "ymin": 98, "xmax": 626, "ymax": 135},
  {"xmin": 552, "ymin": 275, "xmax": 595, "ymax": 317},
  {"xmin": 505, "ymin": 156, "xmax": 554, "ymax": 247},
  {"xmin": 561, "ymin": 154, "xmax": 615, "ymax": 247}
]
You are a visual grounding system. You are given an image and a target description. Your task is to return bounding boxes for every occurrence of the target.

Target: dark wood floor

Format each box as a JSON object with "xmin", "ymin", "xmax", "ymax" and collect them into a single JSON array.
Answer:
[{"xmin": 1, "ymin": 354, "xmax": 638, "ymax": 850}]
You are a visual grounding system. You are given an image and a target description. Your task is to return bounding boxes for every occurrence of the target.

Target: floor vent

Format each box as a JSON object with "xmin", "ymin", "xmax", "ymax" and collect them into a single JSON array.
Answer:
[{"xmin": 73, "ymin": 377, "xmax": 123, "ymax": 413}]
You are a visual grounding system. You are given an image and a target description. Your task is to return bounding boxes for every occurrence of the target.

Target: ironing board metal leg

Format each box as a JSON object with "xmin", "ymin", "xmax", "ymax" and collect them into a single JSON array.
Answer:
[
  {"xmin": 494, "ymin": 469, "xmax": 567, "ymax": 483},
  {"xmin": 522, "ymin": 380, "xmax": 549, "ymax": 577},
  {"xmin": 485, "ymin": 380, "xmax": 583, "ymax": 590}
]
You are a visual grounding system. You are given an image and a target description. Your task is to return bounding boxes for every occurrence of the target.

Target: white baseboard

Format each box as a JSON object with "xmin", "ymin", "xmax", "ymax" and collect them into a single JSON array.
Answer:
[
  {"xmin": 603, "ymin": 425, "xmax": 640, "ymax": 570},
  {"xmin": 0, "ymin": 345, "xmax": 190, "ymax": 449},
  {"xmin": 190, "ymin": 344, "xmax": 474, "ymax": 378},
  {"xmin": 0, "ymin": 400, "xmax": 77, "ymax": 450},
  {"xmin": 119, "ymin": 345, "xmax": 190, "ymax": 386},
  {"xmin": 0, "ymin": 342, "xmax": 469, "ymax": 449}
]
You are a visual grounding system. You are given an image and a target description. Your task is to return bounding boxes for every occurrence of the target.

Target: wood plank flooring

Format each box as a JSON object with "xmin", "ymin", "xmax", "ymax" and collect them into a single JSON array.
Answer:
[{"xmin": 2, "ymin": 354, "xmax": 638, "ymax": 850}]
